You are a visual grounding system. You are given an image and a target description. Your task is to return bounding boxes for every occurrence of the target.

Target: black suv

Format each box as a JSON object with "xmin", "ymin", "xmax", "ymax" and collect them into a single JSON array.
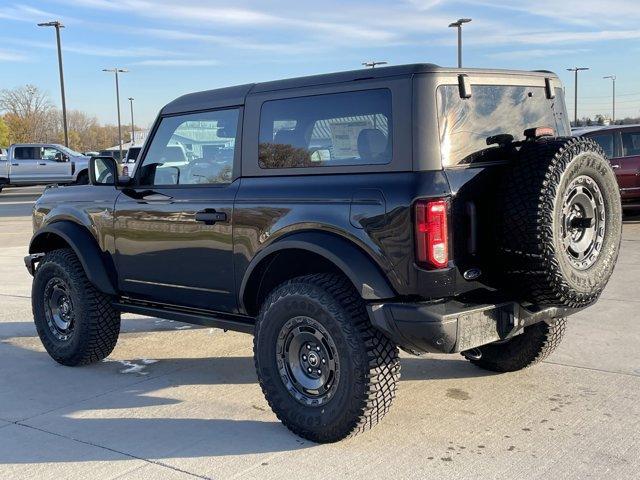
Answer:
[{"xmin": 26, "ymin": 64, "xmax": 622, "ymax": 443}]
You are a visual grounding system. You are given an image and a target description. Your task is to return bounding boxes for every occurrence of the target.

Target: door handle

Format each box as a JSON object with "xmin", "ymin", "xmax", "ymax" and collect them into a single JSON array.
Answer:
[
  {"xmin": 612, "ymin": 164, "xmax": 620, "ymax": 169},
  {"xmin": 39, "ymin": 162, "xmax": 47, "ymax": 166},
  {"xmin": 11, "ymin": 163, "xmax": 19, "ymax": 166},
  {"xmin": 141, "ymin": 192, "xmax": 173, "ymax": 202},
  {"xmin": 195, "ymin": 209, "xmax": 227, "ymax": 225}
]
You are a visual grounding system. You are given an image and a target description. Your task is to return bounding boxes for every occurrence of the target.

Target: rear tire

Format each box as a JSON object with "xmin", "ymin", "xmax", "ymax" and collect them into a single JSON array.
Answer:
[
  {"xmin": 75, "ymin": 171, "xmax": 89, "ymax": 185},
  {"xmin": 254, "ymin": 273, "xmax": 400, "ymax": 443},
  {"xmin": 32, "ymin": 248, "xmax": 120, "ymax": 366},
  {"xmin": 499, "ymin": 137, "xmax": 622, "ymax": 308},
  {"xmin": 466, "ymin": 318, "xmax": 566, "ymax": 372}
]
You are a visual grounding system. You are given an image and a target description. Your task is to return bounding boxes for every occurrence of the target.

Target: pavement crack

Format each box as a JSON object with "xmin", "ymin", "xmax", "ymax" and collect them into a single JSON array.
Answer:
[
  {"xmin": 0, "ymin": 293, "xmax": 30, "ymax": 299},
  {"xmin": 11, "ymin": 422, "xmax": 213, "ymax": 480},
  {"xmin": 542, "ymin": 360, "xmax": 639, "ymax": 378}
]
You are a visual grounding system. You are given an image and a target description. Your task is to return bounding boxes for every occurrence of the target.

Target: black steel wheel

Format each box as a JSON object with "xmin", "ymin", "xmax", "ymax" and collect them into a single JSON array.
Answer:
[
  {"xmin": 43, "ymin": 277, "xmax": 76, "ymax": 341},
  {"xmin": 254, "ymin": 273, "xmax": 400, "ymax": 443},
  {"xmin": 276, "ymin": 316, "xmax": 340, "ymax": 407},
  {"xmin": 32, "ymin": 248, "xmax": 121, "ymax": 366}
]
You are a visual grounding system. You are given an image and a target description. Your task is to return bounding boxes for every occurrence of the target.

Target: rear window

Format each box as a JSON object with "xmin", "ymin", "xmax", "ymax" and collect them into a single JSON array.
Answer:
[
  {"xmin": 437, "ymin": 85, "xmax": 570, "ymax": 167},
  {"xmin": 621, "ymin": 130, "xmax": 640, "ymax": 157},
  {"xmin": 258, "ymin": 89, "xmax": 392, "ymax": 169},
  {"xmin": 589, "ymin": 133, "xmax": 614, "ymax": 158}
]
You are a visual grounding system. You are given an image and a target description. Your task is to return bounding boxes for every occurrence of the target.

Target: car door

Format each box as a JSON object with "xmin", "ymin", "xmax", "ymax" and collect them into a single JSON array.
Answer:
[
  {"xmin": 113, "ymin": 107, "xmax": 241, "ymax": 313},
  {"xmin": 39, "ymin": 146, "xmax": 73, "ymax": 182},
  {"xmin": 617, "ymin": 129, "xmax": 640, "ymax": 201},
  {"xmin": 9, "ymin": 146, "xmax": 43, "ymax": 183}
]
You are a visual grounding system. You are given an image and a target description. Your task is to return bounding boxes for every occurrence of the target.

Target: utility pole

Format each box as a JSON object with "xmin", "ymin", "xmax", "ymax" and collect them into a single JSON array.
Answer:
[
  {"xmin": 362, "ymin": 61, "xmax": 388, "ymax": 69},
  {"xmin": 128, "ymin": 97, "xmax": 135, "ymax": 145},
  {"xmin": 567, "ymin": 67, "xmax": 589, "ymax": 126},
  {"xmin": 448, "ymin": 18, "xmax": 472, "ymax": 68},
  {"xmin": 102, "ymin": 68, "xmax": 128, "ymax": 161},
  {"xmin": 603, "ymin": 75, "xmax": 616, "ymax": 123},
  {"xmin": 38, "ymin": 20, "xmax": 69, "ymax": 147}
]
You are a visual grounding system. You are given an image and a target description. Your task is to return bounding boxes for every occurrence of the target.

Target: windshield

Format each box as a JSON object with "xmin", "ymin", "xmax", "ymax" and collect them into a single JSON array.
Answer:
[
  {"xmin": 58, "ymin": 145, "xmax": 84, "ymax": 157},
  {"xmin": 437, "ymin": 84, "xmax": 570, "ymax": 167}
]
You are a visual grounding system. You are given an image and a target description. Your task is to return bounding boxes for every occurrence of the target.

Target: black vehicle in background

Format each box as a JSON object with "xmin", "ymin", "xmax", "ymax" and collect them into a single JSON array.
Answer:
[{"xmin": 25, "ymin": 64, "xmax": 622, "ymax": 443}]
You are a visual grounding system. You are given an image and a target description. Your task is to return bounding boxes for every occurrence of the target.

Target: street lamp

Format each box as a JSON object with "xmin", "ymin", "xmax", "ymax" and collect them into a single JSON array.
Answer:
[
  {"xmin": 128, "ymin": 97, "xmax": 135, "ymax": 146},
  {"xmin": 448, "ymin": 18, "xmax": 472, "ymax": 68},
  {"xmin": 567, "ymin": 67, "xmax": 589, "ymax": 126},
  {"xmin": 38, "ymin": 20, "xmax": 69, "ymax": 147},
  {"xmin": 603, "ymin": 75, "xmax": 616, "ymax": 123},
  {"xmin": 362, "ymin": 61, "xmax": 388, "ymax": 69},
  {"xmin": 102, "ymin": 68, "xmax": 128, "ymax": 161}
]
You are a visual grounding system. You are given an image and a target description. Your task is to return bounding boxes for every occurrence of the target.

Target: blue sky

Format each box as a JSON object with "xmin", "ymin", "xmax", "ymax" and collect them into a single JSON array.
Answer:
[{"xmin": 1, "ymin": 0, "xmax": 639, "ymax": 127}]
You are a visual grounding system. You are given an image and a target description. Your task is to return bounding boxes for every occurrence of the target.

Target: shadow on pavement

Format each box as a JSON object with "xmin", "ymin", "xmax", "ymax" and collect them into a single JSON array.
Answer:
[{"xmin": 0, "ymin": 318, "xmax": 498, "ymax": 464}]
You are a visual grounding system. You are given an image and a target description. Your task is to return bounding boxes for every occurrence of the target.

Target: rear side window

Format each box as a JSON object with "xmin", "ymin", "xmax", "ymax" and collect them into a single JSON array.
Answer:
[
  {"xmin": 13, "ymin": 147, "xmax": 40, "ymax": 160},
  {"xmin": 437, "ymin": 85, "xmax": 571, "ymax": 167},
  {"xmin": 621, "ymin": 130, "xmax": 640, "ymax": 157},
  {"xmin": 258, "ymin": 89, "xmax": 392, "ymax": 169},
  {"xmin": 589, "ymin": 133, "xmax": 614, "ymax": 158},
  {"xmin": 138, "ymin": 108, "xmax": 239, "ymax": 186}
]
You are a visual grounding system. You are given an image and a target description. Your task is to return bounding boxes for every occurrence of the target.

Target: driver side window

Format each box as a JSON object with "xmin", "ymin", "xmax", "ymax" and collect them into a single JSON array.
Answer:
[{"xmin": 138, "ymin": 108, "xmax": 239, "ymax": 186}]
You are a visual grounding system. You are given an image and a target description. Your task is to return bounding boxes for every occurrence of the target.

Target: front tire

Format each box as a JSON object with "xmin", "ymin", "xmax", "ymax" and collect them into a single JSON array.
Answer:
[
  {"xmin": 32, "ymin": 248, "xmax": 121, "ymax": 366},
  {"xmin": 254, "ymin": 273, "xmax": 400, "ymax": 443},
  {"xmin": 466, "ymin": 318, "xmax": 566, "ymax": 372}
]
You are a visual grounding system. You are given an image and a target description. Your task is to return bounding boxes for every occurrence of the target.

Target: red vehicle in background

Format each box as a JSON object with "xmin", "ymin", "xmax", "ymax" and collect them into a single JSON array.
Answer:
[{"xmin": 574, "ymin": 124, "xmax": 640, "ymax": 210}]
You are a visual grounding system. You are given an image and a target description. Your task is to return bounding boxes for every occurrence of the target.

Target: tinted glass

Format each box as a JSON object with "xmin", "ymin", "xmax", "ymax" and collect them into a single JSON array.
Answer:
[
  {"xmin": 590, "ymin": 133, "xmax": 614, "ymax": 158},
  {"xmin": 259, "ymin": 89, "xmax": 392, "ymax": 169},
  {"xmin": 437, "ymin": 85, "xmax": 571, "ymax": 166},
  {"xmin": 138, "ymin": 109, "xmax": 239, "ymax": 186},
  {"xmin": 42, "ymin": 147, "xmax": 63, "ymax": 160},
  {"xmin": 14, "ymin": 147, "xmax": 40, "ymax": 160},
  {"xmin": 621, "ymin": 131, "xmax": 640, "ymax": 157}
]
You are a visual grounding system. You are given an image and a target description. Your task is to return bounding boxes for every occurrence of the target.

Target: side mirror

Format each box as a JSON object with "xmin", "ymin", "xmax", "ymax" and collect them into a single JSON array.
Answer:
[{"xmin": 89, "ymin": 156, "xmax": 119, "ymax": 186}]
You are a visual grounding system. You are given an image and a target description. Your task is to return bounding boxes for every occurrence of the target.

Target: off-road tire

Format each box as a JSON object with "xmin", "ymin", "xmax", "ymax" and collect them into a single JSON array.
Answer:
[
  {"xmin": 499, "ymin": 137, "xmax": 622, "ymax": 308},
  {"xmin": 75, "ymin": 171, "xmax": 89, "ymax": 185},
  {"xmin": 254, "ymin": 273, "xmax": 400, "ymax": 443},
  {"xmin": 32, "ymin": 248, "xmax": 120, "ymax": 366},
  {"xmin": 467, "ymin": 318, "xmax": 566, "ymax": 372}
]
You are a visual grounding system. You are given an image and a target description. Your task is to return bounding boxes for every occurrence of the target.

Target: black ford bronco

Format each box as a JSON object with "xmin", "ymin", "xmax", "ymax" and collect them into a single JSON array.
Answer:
[{"xmin": 26, "ymin": 64, "xmax": 622, "ymax": 443}]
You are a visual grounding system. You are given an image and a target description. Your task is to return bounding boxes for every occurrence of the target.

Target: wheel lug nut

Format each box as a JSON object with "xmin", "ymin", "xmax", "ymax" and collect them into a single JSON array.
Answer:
[
  {"xmin": 307, "ymin": 367, "xmax": 312, "ymax": 373},
  {"xmin": 302, "ymin": 355, "xmax": 307, "ymax": 361},
  {"xmin": 316, "ymin": 346, "xmax": 320, "ymax": 352},
  {"xmin": 322, "ymin": 358, "xmax": 326, "ymax": 364},
  {"xmin": 306, "ymin": 344, "xmax": 311, "ymax": 350},
  {"xmin": 317, "ymin": 369, "xmax": 322, "ymax": 375}
]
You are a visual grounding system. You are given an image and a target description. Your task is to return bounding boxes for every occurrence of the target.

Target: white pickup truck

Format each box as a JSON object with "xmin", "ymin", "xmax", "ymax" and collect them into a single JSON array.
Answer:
[{"xmin": 0, "ymin": 143, "xmax": 90, "ymax": 193}]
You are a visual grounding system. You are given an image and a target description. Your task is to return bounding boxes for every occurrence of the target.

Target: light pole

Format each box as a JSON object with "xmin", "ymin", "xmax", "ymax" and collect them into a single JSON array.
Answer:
[
  {"xmin": 567, "ymin": 67, "xmax": 589, "ymax": 126},
  {"xmin": 362, "ymin": 61, "xmax": 388, "ymax": 69},
  {"xmin": 128, "ymin": 97, "xmax": 135, "ymax": 145},
  {"xmin": 603, "ymin": 75, "xmax": 616, "ymax": 123},
  {"xmin": 102, "ymin": 68, "xmax": 128, "ymax": 161},
  {"xmin": 38, "ymin": 20, "xmax": 69, "ymax": 147},
  {"xmin": 448, "ymin": 18, "xmax": 472, "ymax": 68}
]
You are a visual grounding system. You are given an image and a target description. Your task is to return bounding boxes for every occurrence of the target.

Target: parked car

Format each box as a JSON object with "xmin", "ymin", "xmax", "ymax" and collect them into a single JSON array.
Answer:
[
  {"xmin": 25, "ymin": 64, "xmax": 622, "ymax": 443},
  {"xmin": 0, "ymin": 148, "xmax": 7, "ymax": 161},
  {"xmin": 0, "ymin": 143, "xmax": 89, "ymax": 192},
  {"xmin": 574, "ymin": 124, "xmax": 640, "ymax": 209},
  {"xmin": 123, "ymin": 146, "xmax": 141, "ymax": 164},
  {"xmin": 98, "ymin": 149, "xmax": 126, "ymax": 162}
]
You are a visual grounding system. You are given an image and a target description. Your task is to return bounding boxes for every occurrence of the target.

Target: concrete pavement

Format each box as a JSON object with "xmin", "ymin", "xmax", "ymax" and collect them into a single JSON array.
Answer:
[{"xmin": 0, "ymin": 186, "xmax": 639, "ymax": 479}]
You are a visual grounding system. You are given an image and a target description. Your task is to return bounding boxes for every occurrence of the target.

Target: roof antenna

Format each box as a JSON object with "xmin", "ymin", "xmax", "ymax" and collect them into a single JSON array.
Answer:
[{"xmin": 362, "ymin": 61, "xmax": 388, "ymax": 69}]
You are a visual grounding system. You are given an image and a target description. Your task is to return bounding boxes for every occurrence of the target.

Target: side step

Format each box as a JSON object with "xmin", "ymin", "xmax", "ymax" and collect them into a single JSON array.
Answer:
[{"xmin": 114, "ymin": 300, "xmax": 255, "ymax": 334}]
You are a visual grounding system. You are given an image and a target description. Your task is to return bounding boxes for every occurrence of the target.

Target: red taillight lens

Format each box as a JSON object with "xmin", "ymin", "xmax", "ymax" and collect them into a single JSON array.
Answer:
[{"xmin": 415, "ymin": 199, "xmax": 449, "ymax": 269}]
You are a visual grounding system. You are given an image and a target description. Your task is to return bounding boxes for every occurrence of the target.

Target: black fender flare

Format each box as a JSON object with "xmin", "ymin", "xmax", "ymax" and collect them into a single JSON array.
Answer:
[
  {"xmin": 239, "ymin": 231, "xmax": 396, "ymax": 311},
  {"xmin": 29, "ymin": 221, "xmax": 117, "ymax": 295}
]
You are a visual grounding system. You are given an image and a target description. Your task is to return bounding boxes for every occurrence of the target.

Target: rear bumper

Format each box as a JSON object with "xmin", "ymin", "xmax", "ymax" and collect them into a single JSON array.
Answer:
[{"xmin": 367, "ymin": 299, "xmax": 574, "ymax": 355}]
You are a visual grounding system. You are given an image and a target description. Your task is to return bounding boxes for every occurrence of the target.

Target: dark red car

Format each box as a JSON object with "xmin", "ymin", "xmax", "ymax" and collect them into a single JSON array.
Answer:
[{"xmin": 575, "ymin": 124, "xmax": 640, "ymax": 209}]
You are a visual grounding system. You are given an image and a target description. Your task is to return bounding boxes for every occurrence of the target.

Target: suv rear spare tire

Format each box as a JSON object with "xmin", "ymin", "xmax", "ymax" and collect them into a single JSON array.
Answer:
[{"xmin": 499, "ymin": 137, "xmax": 622, "ymax": 308}]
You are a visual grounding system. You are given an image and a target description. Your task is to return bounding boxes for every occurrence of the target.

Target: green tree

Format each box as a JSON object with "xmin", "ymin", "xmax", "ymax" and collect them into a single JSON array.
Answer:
[{"xmin": 0, "ymin": 116, "xmax": 9, "ymax": 147}]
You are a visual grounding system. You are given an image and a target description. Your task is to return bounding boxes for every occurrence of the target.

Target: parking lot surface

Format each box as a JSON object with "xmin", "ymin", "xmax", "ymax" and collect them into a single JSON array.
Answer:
[{"xmin": 0, "ymin": 186, "xmax": 639, "ymax": 479}]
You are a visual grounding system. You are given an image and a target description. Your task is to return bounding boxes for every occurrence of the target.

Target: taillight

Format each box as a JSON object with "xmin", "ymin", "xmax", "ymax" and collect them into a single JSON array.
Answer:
[{"xmin": 415, "ymin": 199, "xmax": 449, "ymax": 269}]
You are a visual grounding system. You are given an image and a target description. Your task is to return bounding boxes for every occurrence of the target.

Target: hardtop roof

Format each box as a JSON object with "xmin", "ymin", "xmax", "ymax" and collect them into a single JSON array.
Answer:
[{"xmin": 161, "ymin": 63, "xmax": 560, "ymax": 115}]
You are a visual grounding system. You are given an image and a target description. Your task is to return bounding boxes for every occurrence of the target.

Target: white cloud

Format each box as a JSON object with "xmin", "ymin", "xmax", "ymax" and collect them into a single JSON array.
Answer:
[
  {"xmin": 0, "ymin": 49, "xmax": 28, "ymax": 61},
  {"xmin": 134, "ymin": 59, "xmax": 219, "ymax": 67},
  {"xmin": 0, "ymin": 3, "xmax": 79, "ymax": 24},
  {"xmin": 487, "ymin": 48, "xmax": 591, "ymax": 60}
]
